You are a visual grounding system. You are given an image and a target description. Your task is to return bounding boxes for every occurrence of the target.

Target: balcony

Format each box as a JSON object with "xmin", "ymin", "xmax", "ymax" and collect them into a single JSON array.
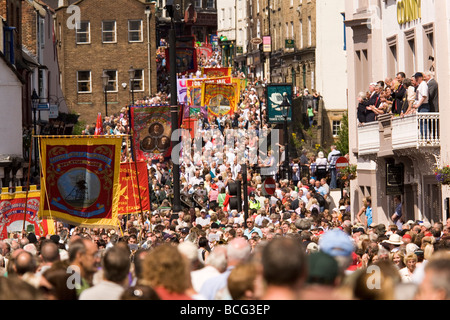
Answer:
[
  {"xmin": 357, "ymin": 113, "xmax": 440, "ymax": 156},
  {"xmin": 392, "ymin": 113, "xmax": 440, "ymax": 149},
  {"xmin": 358, "ymin": 121, "xmax": 379, "ymax": 155}
]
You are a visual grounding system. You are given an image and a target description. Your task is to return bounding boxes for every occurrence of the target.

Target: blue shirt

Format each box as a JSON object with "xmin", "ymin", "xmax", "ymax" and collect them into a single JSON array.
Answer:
[{"xmin": 365, "ymin": 206, "xmax": 373, "ymax": 227}]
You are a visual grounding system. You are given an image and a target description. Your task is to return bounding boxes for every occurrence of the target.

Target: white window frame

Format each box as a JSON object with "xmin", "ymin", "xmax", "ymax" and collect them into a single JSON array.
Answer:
[
  {"xmin": 104, "ymin": 70, "xmax": 118, "ymax": 93},
  {"xmin": 131, "ymin": 69, "xmax": 144, "ymax": 92},
  {"xmin": 128, "ymin": 20, "xmax": 143, "ymax": 42},
  {"xmin": 332, "ymin": 120, "xmax": 341, "ymax": 137},
  {"xmin": 77, "ymin": 71, "xmax": 92, "ymax": 93},
  {"xmin": 76, "ymin": 21, "xmax": 90, "ymax": 44},
  {"xmin": 102, "ymin": 20, "xmax": 117, "ymax": 43}
]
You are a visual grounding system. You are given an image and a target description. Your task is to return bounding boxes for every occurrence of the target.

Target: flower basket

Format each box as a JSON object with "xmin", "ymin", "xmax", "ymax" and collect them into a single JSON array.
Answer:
[
  {"xmin": 434, "ymin": 166, "xmax": 450, "ymax": 185},
  {"xmin": 338, "ymin": 164, "xmax": 357, "ymax": 181}
]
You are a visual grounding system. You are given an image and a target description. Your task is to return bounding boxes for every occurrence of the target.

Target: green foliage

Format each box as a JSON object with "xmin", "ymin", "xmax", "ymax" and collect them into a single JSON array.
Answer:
[
  {"xmin": 73, "ymin": 119, "xmax": 86, "ymax": 135},
  {"xmin": 335, "ymin": 111, "xmax": 349, "ymax": 155}
]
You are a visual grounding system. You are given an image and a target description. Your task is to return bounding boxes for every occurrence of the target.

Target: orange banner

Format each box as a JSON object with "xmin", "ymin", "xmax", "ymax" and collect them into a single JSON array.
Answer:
[{"xmin": 118, "ymin": 161, "xmax": 150, "ymax": 215}]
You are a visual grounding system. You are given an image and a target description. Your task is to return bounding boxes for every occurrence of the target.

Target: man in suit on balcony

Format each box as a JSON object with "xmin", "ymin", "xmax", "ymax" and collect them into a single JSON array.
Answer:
[
  {"xmin": 361, "ymin": 83, "xmax": 379, "ymax": 123},
  {"xmin": 424, "ymin": 71, "xmax": 439, "ymax": 113},
  {"xmin": 392, "ymin": 72, "xmax": 406, "ymax": 115}
]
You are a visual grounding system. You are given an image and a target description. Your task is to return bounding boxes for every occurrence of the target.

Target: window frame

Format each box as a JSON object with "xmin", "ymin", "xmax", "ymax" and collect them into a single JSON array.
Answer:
[
  {"xmin": 102, "ymin": 20, "xmax": 117, "ymax": 44},
  {"xmin": 128, "ymin": 20, "xmax": 143, "ymax": 43},
  {"xmin": 76, "ymin": 21, "xmax": 91, "ymax": 44},
  {"xmin": 77, "ymin": 70, "xmax": 92, "ymax": 93}
]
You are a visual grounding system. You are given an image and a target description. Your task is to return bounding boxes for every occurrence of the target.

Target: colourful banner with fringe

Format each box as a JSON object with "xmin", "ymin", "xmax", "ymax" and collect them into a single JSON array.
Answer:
[
  {"xmin": 0, "ymin": 187, "xmax": 54, "ymax": 239},
  {"xmin": 118, "ymin": 161, "xmax": 150, "ymax": 215},
  {"xmin": 130, "ymin": 105, "xmax": 173, "ymax": 161},
  {"xmin": 39, "ymin": 137, "xmax": 122, "ymax": 227},
  {"xmin": 202, "ymin": 67, "xmax": 232, "ymax": 78},
  {"xmin": 201, "ymin": 82, "xmax": 238, "ymax": 117}
]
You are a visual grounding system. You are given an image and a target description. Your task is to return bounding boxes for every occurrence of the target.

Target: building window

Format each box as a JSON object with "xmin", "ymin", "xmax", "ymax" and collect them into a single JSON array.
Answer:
[
  {"xmin": 424, "ymin": 24, "xmax": 435, "ymax": 71},
  {"xmin": 195, "ymin": 0, "xmax": 202, "ymax": 8},
  {"xmin": 308, "ymin": 16, "xmax": 311, "ymax": 46},
  {"xmin": 76, "ymin": 21, "xmax": 90, "ymax": 44},
  {"xmin": 206, "ymin": 0, "xmax": 215, "ymax": 9},
  {"xmin": 104, "ymin": 70, "xmax": 118, "ymax": 92},
  {"xmin": 102, "ymin": 21, "xmax": 116, "ymax": 43},
  {"xmin": 332, "ymin": 120, "xmax": 341, "ymax": 137},
  {"xmin": 299, "ymin": 19, "xmax": 303, "ymax": 48},
  {"xmin": 128, "ymin": 20, "xmax": 143, "ymax": 42},
  {"xmin": 131, "ymin": 69, "xmax": 144, "ymax": 92},
  {"xmin": 77, "ymin": 71, "xmax": 91, "ymax": 93}
]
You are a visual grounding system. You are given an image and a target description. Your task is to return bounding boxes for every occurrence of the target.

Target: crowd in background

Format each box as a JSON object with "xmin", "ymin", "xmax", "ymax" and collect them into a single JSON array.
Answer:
[{"xmin": 2, "ymin": 46, "xmax": 449, "ymax": 301}]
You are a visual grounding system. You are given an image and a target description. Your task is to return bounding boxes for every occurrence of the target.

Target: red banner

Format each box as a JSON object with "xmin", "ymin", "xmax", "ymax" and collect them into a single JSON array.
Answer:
[
  {"xmin": 40, "ymin": 137, "xmax": 122, "ymax": 227},
  {"xmin": 0, "ymin": 189, "xmax": 53, "ymax": 240},
  {"xmin": 118, "ymin": 162, "xmax": 150, "ymax": 215}
]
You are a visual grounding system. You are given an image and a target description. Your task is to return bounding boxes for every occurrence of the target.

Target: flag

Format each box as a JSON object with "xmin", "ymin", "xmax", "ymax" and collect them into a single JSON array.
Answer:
[
  {"xmin": 94, "ymin": 113, "xmax": 103, "ymax": 136},
  {"xmin": 118, "ymin": 161, "xmax": 150, "ymax": 215},
  {"xmin": 39, "ymin": 137, "xmax": 122, "ymax": 227},
  {"xmin": 130, "ymin": 105, "xmax": 173, "ymax": 161},
  {"xmin": 0, "ymin": 186, "xmax": 52, "ymax": 239}
]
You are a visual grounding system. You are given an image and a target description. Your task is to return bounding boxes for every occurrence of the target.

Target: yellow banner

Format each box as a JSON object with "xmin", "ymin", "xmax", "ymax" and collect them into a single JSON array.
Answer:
[{"xmin": 39, "ymin": 137, "xmax": 122, "ymax": 228}]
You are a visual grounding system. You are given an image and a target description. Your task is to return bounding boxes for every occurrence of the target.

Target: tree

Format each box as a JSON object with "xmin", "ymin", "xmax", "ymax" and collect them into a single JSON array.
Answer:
[{"xmin": 335, "ymin": 112, "xmax": 349, "ymax": 156}]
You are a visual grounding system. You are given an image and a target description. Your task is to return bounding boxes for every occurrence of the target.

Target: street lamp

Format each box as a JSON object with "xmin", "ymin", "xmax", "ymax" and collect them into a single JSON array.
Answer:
[
  {"xmin": 280, "ymin": 92, "xmax": 291, "ymax": 181},
  {"xmin": 128, "ymin": 66, "xmax": 136, "ymax": 106},
  {"xmin": 101, "ymin": 71, "xmax": 109, "ymax": 116},
  {"xmin": 165, "ymin": 0, "xmax": 182, "ymax": 213},
  {"xmin": 31, "ymin": 89, "xmax": 39, "ymax": 174}
]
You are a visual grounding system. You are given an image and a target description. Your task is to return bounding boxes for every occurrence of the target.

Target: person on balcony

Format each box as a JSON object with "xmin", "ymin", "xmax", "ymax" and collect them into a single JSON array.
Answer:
[
  {"xmin": 424, "ymin": 71, "xmax": 439, "ymax": 113},
  {"xmin": 401, "ymin": 78, "xmax": 416, "ymax": 116},
  {"xmin": 392, "ymin": 72, "xmax": 407, "ymax": 115},
  {"xmin": 413, "ymin": 72, "xmax": 430, "ymax": 139}
]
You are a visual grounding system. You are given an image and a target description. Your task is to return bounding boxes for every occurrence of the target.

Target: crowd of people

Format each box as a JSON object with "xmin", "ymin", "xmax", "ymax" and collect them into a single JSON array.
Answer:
[
  {"xmin": 3, "ymin": 46, "xmax": 449, "ymax": 302},
  {"xmin": 357, "ymin": 70, "xmax": 439, "ymax": 124},
  {"xmin": 0, "ymin": 214, "xmax": 449, "ymax": 300}
]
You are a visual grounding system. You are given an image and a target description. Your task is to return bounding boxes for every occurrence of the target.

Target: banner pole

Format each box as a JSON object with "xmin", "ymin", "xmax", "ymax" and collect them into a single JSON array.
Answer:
[{"xmin": 22, "ymin": 131, "xmax": 34, "ymax": 237}]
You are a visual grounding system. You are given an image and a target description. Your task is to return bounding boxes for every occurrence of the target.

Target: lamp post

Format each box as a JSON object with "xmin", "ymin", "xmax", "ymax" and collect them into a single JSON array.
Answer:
[
  {"xmin": 101, "ymin": 71, "xmax": 109, "ymax": 116},
  {"xmin": 31, "ymin": 90, "xmax": 39, "ymax": 175},
  {"xmin": 280, "ymin": 92, "xmax": 291, "ymax": 181},
  {"xmin": 128, "ymin": 67, "xmax": 136, "ymax": 106},
  {"xmin": 165, "ymin": 0, "xmax": 182, "ymax": 213}
]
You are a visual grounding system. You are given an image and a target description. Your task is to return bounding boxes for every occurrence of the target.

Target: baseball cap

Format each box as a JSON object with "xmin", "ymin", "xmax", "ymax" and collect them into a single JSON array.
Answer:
[
  {"xmin": 339, "ymin": 206, "xmax": 346, "ymax": 211},
  {"xmin": 180, "ymin": 227, "xmax": 190, "ymax": 234},
  {"xmin": 319, "ymin": 229, "xmax": 355, "ymax": 257},
  {"xmin": 420, "ymin": 221, "xmax": 432, "ymax": 229},
  {"xmin": 307, "ymin": 251, "xmax": 339, "ymax": 285}
]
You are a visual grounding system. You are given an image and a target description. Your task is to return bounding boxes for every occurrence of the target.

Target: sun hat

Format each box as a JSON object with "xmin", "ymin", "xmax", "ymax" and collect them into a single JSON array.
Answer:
[
  {"xmin": 383, "ymin": 234, "xmax": 404, "ymax": 246},
  {"xmin": 319, "ymin": 229, "xmax": 355, "ymax": 257},
  {"xmin": 306, "ymin": 242, "xmax": 319, "ymax": 254}
]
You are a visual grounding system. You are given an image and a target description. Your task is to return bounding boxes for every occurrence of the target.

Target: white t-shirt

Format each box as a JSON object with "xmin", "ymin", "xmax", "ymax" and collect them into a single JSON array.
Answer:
[{"xmin": 416, "ymin": 81, "xmax": 429, "ymax": 105}]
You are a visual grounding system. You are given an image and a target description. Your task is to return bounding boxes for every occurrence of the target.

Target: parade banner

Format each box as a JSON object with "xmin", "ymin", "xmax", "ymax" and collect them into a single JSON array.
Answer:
[
  {"xmin": 118, "ymin": 161, "xmax": 150, "ymax": 215},
  {"xmin": 266, "ymin": 83, "xmax": 293, "ymax": 123},
  {"xmin": 186, "ymin": 77, "xmax": 232, "ymax": 106},
  {"xmin": 196, "ymin": 45, "xmax": 212, "ymax": 59},
  {"xmin": 177, "ymin": 78, "xmax": 188, "ymax": 105},
  {"xmin": 182, "ymin": 105, "xmax": 208, "ymax": 120},
  {"xmin": 166, "ymin": 47, "xmax": 198, "ymax": 75},
  {"xmin": 39, "ymin": 137, "xmax": 122, "ymax": 227},
  {"xmin": 202, "ymin": 67, "xmax": 232, "ymax": 78},
  {"xmin": 201, "ymin": 82, "xmax": 238, "ymax": 117},
  {"xmin": 0, "ymin": 187, "xmax": 54, "ymax": 239},
  {"xmin": 131, "ymin": 105, "xmax": 173, "ymax": 161}
]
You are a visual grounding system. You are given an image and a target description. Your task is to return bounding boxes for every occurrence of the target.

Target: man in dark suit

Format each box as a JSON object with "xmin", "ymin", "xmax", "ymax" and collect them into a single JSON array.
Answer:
[
  {"xmin": 361, "ymin": 83, "xmax": 380, "ymax": 122},
  {"xmin": 425, "ymin": 71, "xmax": 439, "ymax": 112},
  {"xmin": 392, "ymin": 72, "xmax": 407, "ymax": 115}
]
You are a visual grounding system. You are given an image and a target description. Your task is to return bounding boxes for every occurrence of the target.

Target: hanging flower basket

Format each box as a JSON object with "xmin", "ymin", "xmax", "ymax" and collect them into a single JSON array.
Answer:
[
  {"xmin": 434, "ymin": 166, "xmax": 450, "ymax": 185},
  {"xmin": 338, "ymin": 164, "xmax": 357, "ymax": 181}
]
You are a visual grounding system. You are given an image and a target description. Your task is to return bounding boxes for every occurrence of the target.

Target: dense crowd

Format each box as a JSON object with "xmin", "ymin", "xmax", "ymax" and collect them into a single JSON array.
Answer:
[
  {"xmin": 0, "ymin": 216, "xmax": 449, "ymax": 300},
  {"xmin": 3, "ymin": 48, "xmax": 449, "ymax": 301}
]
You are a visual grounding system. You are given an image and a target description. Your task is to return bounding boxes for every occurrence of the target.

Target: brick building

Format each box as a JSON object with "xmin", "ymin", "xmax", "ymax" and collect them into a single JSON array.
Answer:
[{"xmin": 55, "ymin": 0, "xmax": 158, "ymax": 122}]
